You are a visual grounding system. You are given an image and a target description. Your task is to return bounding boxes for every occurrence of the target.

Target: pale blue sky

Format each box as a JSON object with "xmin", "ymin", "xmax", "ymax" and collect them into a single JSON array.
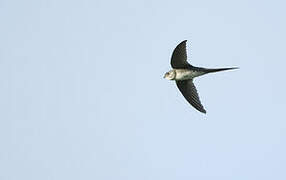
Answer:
[{"xmin": 1, "ymin": 0, "xmax": 286, "ymax": 179}]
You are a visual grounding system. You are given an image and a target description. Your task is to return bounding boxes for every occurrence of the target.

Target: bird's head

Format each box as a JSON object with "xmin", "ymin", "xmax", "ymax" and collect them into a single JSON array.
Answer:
[{"xmin": 164, "ymin": 70, "xmax": 176, "ymax": 80}]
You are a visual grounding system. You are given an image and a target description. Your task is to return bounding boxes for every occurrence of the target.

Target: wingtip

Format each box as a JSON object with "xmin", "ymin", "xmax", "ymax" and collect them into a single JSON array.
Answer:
[
  {"xmin": 178, "ymin": 40, "xmax": 187, "ymax": 44},
  {"xmin": 195, "ymin": 107, "xmax": 207, "ymax": 114}
]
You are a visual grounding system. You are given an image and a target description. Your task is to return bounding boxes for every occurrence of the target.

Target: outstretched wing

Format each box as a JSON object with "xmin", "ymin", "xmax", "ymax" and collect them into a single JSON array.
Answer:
[
  {"xmin": 176, "ymin": 80, "xmax": 206, "ymax": 113},
  {"xmin": 171, "ymin": 40, "xmax": 190, "ymax": 68}
]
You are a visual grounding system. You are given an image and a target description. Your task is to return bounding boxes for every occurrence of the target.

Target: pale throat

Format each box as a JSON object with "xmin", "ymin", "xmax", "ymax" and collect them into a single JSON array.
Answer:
[{"xmin": 174, "ymin": 69, "xmax": 204, "ymax": 80}]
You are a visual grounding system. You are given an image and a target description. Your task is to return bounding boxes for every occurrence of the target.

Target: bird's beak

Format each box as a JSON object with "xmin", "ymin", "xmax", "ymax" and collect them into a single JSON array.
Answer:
[{"xmin": 163, "ymin": 74, "xmax": 167, "ymax": 79}]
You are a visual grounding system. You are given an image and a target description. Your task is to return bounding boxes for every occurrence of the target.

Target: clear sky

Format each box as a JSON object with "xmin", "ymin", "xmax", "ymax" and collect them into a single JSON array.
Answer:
[{"xmin": 1, "ymin": 0, "xmax": 286, "ymax": 179}]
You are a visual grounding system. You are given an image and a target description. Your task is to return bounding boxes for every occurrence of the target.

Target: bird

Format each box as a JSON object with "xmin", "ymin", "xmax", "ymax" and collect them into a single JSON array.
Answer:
[{"xmin": 164, "ymin": 40, "xmax": 238, "ymax": 113}]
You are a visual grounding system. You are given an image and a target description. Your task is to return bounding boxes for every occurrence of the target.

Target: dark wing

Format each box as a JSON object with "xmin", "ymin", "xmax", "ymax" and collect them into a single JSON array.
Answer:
[
  {"xmin": 176, "ymin": 80, "xmax": 206, "ymax": 113},
  {"xmin": 171, "ymin": 40, "xmax": 190, "ymax": 68}
]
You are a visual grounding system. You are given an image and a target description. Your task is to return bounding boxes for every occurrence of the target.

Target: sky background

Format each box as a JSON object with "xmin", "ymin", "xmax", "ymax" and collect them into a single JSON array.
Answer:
[{"xmin": 1, "ymin": 0, "xmax": 286, "ymax": 179}]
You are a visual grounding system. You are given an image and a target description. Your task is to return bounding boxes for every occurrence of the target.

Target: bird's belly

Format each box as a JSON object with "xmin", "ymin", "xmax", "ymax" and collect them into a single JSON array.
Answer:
[{"xmin": 175, "ymin": 69, "xmax": 202, "ymax": 80}]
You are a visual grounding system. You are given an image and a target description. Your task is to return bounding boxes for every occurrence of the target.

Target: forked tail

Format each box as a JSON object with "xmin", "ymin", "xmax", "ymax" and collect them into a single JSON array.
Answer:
[{"xmin": 204, "ymin": 67, "xmax": 239, "ymax": 73}]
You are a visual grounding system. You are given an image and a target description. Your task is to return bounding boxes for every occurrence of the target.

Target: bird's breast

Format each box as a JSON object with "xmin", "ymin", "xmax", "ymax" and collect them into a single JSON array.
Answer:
[{"xmin": 175, "ymin": 69, "xmax": 204, "ymax": 80}]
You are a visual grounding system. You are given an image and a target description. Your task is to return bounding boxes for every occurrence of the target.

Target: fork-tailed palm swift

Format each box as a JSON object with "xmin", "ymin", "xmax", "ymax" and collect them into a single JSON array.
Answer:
[{"xmin": 164, "ymin": 40, "xmax": 238, "ymax": 113}]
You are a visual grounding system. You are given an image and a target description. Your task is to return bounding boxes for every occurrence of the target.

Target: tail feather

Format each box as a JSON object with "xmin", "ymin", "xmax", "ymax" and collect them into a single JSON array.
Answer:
[{"xmin": 204, "ymin": 67, "xmax": 239, "ymax": 73}]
